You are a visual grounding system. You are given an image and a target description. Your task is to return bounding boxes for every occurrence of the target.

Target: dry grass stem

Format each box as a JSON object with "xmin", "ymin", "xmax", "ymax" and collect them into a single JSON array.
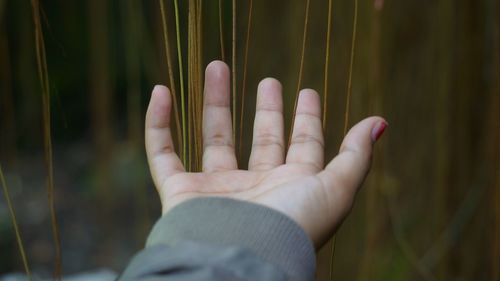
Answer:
[
  {"xmin": 30, "ymin": 0, "xmax": 62, "ymax": 279},
  {"xmin": 323, "ymin": 0, "xmax": 333, "ymax": 130},
  {"xmin": 288, "ymin": 0, "xmax": 310, "ymax": 144},
  {"xmin": 231, "ymin": 0, "xmax": 236, "ymax": 143},
  {"xmin": 159, "ymin": 0, "xmax": 182, "ymax": 152},
  {"xmin": 238, "ymin": 0, "xmax": 253, "ymax": 159},
  {"xmin": 0, "ymin": 165, "xmax": 32, "ymax": 281},
  {"xmin": 173, "ymin": 0, "xmax": 188, "ymax": 167},
  {"xmin": 219, "ymin": 0, "xmax": 225, "ymax": 61},
  {"xmin": 343, "ymin": 0, "xmax": 358, "ymax": 135}
]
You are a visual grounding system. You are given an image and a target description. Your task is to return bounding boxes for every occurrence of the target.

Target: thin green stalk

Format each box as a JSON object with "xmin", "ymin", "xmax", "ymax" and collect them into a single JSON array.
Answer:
[
  {"xmin": 187, "ymin": 1, "xmax": 193, "ymax": 170},
  {"xmin": 30, "ymin": 0, "xmax": 62, "ymax": 279},
  {"xmin": 219, "ymin": 0, "xmax": 225, "ymax": 61},
  {"xmin": 231, "ymin": 0, "xmax": 236, "ymax": 143},
  {"xmin": 173, "ymin": 0, "xmax": 188, "ymax": 167},
  {"xmin": 295, "ymin": 0, "xmax": 310, "ymax": 98},
  {"xmin": 344, "ymin": 0, "xmax": 358, "ymax": 135},
  {"xmin": 289, "ymin": 0, "xmax": 310, "ymax": 144},
  {"xmin": 325, "ymin": 13, "xmax": 335, "ymax": 278},
  {"xmin": 323, "ymin": 0, "xmax": 333, "ymax": 130},
  {"xmin": 187, "ymin": 16, "xmax": 193, "ymax": 171},
  {"xmin": 187, "ymin": 0, "xmax": 199, "ymax": 171},
  {"xmin": 159, "ymin": 0, "xmax": 182, "ymax": 154},
  {"xmin": 0, "ymin": 165, "xmax": 32, "ymax": 281},
  {"xmin": 196, "ymin": 0, "xmax": 203, "ymax": 168},
  {"xmin": 195, "ymin": 0, "xmax": 203, "ymax": 170},
  {"xmin": 238, "ymin": 0, "xmax": 253, "ymax": 159}
]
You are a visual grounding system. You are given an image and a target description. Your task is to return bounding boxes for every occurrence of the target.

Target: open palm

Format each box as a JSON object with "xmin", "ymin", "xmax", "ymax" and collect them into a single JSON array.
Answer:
[{"xmin": 146, "ymin": 61, "xmax": 386, "ymax": 248}]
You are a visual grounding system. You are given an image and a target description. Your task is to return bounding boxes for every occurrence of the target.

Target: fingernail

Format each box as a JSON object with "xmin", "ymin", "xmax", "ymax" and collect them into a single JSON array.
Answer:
[
  {"xmin": 371, "ymin": 121, "xmax": 388, "ymax": 142},
  {"xmin": 153, "ymin": 85, "xmax": 161, "ymax": 93}
]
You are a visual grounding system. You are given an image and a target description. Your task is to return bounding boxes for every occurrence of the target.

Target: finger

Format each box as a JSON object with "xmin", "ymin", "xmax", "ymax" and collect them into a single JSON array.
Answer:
[
  {"xmin": 145, "ymin": 85, "xmax": 185, "ymax": 188},
  {"xmin": 286, "ymin": 89, "xmax": 324, "ymax": 171},
  {"xmin": 317, "ymin": 116, "xmax": 387, "ymax": 211},
  {"xmin": 248, "ymin": 78, "xmax": 285, "ymax": 171},
  {"xmin": 202, "ymin": 61, "xmax": 237, "ymax": 172}
]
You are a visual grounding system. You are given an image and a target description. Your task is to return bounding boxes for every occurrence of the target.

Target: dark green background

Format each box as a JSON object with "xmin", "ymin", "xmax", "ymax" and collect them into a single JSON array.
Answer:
[{"xmin": 0, "ymin": 0, "xmax": 499, "ymax": 280}]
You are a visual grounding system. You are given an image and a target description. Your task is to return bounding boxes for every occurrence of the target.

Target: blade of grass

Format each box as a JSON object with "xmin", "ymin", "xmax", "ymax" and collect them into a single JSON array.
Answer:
[
  {"xmin": 187, "ymin": 0, "xmax": 203, "ymax": 171},
  {"xmin": 159, "ymin": 0, "xmax": 182, "ymax": 154},
  {"xmin": 219, "ymin": 0, "xmax": 225, "ymax": 61},
  {"xmin": 0, "ymin": 165, "xmax": 32, "ymax": 281},
  {"xmin": 343, "ymin": 0, "xmax": 358, "ymax": 135},
  {"xmin": 195, "ymin": 0, "xmax": 203, "ymax": 170},
  {"xmin": 326, "ymin": 1, "xmax": 334, "ymax": 277},
  {"xmin": 173, "ymin": 0, "xmax": 188, "ymax": 167},
  {"xmin": 30, "ymin": 0, "xmax": 62, "ymax": 279},
  {"xmin": 323, "ymin": 0, "xmax": 333, "ymax": 130},
  {"xmin": 188, "ymin": 0, "xmax": 198, "ymax": 171},
  {"xmin": 288, "ymin": 0, "xmax": 310, "ymax": 144},
  {"xmin": 238, "ymin": 0, "xmax": 253, "ymax": 160},
  {"xmin": 41, "ymin": 19, "xmax": 63, "ymax": 281},
  {"xmin": 188, "ymin": 0, "xmax": 193, "ymax": 171},
  {"xmin": 231, "ymin": 0, "xmax": 236, "ymax": 143}
]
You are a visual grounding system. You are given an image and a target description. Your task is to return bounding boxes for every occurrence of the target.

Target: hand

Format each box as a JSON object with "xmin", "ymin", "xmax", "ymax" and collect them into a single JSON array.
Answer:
[{"xmin": 145, "ymin": 61, "xmax": 387, "ymax": 248}]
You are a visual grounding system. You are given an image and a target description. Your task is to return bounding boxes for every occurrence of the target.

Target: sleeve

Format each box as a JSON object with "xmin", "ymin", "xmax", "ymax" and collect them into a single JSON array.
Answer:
[{"xmin": 117, "ymin": 197, "xmax": 316, "ymax": 281}]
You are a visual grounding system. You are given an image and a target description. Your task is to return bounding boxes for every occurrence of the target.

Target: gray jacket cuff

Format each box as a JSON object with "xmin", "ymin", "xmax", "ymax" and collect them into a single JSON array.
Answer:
[{"xmin": 146, "ymin": 197, "xmax": 316, "ymax": 281}]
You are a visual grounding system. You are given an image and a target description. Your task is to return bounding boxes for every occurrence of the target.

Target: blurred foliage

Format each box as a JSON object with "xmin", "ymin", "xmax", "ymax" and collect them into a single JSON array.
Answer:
[{"xmin": 0, "ymin": 0, "xmax": 499, "ymax": 280}]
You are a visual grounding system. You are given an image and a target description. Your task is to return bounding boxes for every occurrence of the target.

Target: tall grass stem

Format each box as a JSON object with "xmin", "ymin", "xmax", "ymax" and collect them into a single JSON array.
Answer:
[
  {"xmin": 173, "ymin": 0, "xmax": 188, "ymax": 167},
  {"xmin": 30, "ymin": 0, "xmax": 62, "ymax": 279},
  {"xmin": 238, "ymin": 0, "xmax": 253, "ymax": 159},
  {"xmin": 289, "ymin": 0, "xmax": 310, "ymax": 144},
  {"xmin": 323, "ymin": 0, "xmax": 333, "ymax": 130},
  {"xmin": 218, "ymin": 0, "xmax": 225, "ymax": 61},
  {"xmin": 0, "ymin": 165, "xmax": 32, "ymax": 281},
  {"xmin": 159, "ymin": 0, "xmax": 183, "ymax": 152},
  {"xmin": 231, "ymin": 0, "xmax": 236, "ymax": 143},
  {"xmin": 344, "ymin": 0, "xmax": 358, "ymax": 135}
]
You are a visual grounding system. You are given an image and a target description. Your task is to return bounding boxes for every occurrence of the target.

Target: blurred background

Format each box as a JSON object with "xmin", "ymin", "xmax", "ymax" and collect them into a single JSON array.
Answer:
[{"xmin": 0, "ymin": 0, "xmax": 499, "ymax": 280}]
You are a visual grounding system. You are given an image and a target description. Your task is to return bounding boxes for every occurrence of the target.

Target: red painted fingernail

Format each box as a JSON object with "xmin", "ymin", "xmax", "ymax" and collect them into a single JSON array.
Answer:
[{"xmin": 371, "ymin": 121, "xmax": 388, "ymax": 142}]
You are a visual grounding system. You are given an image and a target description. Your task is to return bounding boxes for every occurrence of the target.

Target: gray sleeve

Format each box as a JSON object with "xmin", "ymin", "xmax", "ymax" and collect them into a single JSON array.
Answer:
[{"xmin": 118, "ymin": 197, "xmax": 316, "ymax": 281}]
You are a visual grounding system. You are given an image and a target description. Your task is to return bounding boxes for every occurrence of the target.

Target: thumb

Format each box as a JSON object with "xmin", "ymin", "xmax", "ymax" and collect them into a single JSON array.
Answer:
[{"xmin": 318, "ymin": 116, "xmax": 387, "ymax": 211}]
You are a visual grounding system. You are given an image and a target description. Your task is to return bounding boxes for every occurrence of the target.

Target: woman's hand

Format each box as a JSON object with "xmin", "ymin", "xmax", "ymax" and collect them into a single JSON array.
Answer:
[{"xmin": 145, "ymin": 61, "xmax": 387, "ymax": 248}]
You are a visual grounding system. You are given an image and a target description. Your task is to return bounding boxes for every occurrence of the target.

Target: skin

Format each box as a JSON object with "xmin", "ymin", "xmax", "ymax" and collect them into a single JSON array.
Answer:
[{"xmin": 145, "ymin": 61, "xmax": 386, "ymax": 249}]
